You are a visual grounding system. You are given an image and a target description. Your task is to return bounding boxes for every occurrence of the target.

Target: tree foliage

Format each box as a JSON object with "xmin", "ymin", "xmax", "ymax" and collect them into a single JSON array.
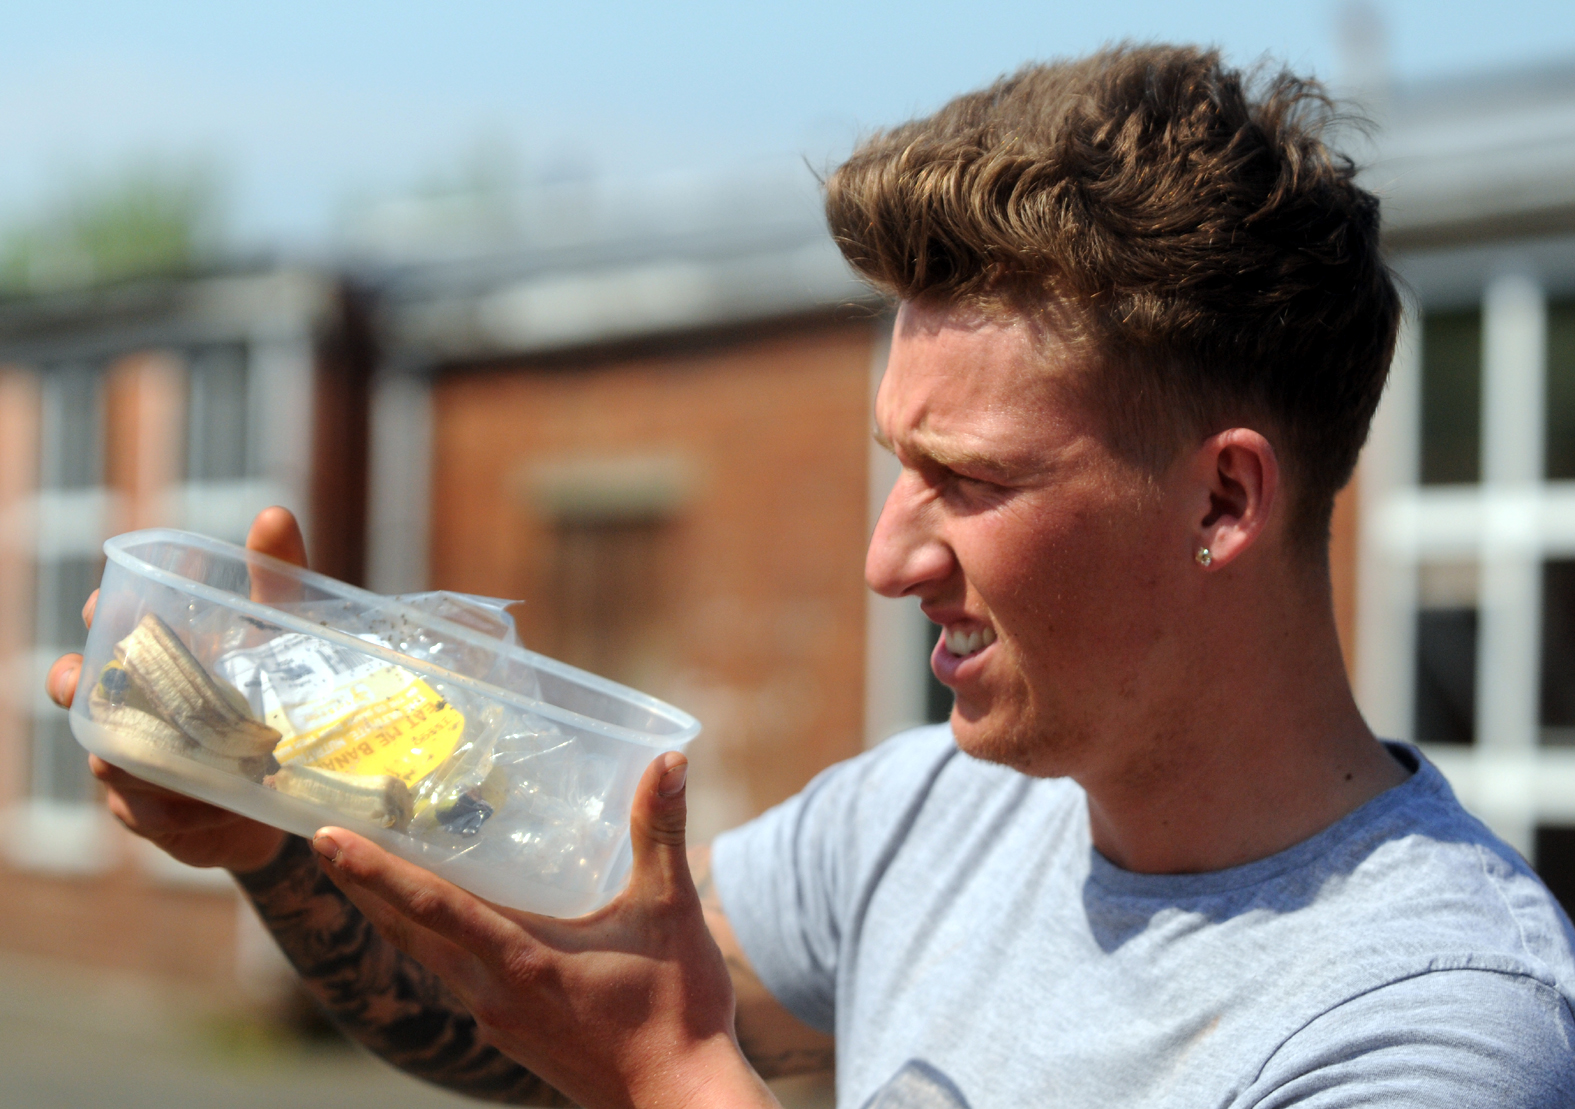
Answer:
[{"xmin": 0, "ymin": 160, "xmax": 224, "ymax": 295}]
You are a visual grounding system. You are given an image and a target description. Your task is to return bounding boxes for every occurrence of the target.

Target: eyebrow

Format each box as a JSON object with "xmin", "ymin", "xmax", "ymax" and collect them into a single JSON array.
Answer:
[{"xmin": 870, "ymin": 426, "xmax": 1020, "ymax": 480}]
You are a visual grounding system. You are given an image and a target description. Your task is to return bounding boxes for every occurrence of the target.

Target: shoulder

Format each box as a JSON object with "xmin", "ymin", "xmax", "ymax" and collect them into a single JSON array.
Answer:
[
  {"xmin": 1244, "ymin": 963, "xmax": 1575, "ymax": 1106},
  {"xmin": 1235, "ymin": 747, "xmax": 1575, "ymax": 1095},
  {"xmin": 1322, "ymin": 749, "xmax": 1575, "ymax": 991}
]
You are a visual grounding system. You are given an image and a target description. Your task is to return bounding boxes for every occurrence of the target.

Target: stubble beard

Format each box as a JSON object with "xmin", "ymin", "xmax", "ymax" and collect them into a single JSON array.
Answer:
[{"xmin": 948, "ymin": 684, "xmax": 1095, "ymax": 780}]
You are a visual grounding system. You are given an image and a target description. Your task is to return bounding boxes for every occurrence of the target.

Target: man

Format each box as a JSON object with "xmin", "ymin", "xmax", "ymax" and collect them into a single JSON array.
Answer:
[{"xmin": 49, "ymin": 45, "xmax": 1575, "ymax": 1107}]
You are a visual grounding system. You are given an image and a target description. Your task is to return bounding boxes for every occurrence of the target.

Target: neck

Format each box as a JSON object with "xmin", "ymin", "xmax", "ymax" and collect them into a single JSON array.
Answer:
[{"xmin": 1080, "ymin": 567, "xmax": 1410, "ymax": 875}]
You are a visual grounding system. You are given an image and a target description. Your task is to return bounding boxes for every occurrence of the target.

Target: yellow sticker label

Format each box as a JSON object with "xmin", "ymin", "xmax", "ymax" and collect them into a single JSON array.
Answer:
[{"xmin": 273, "ymin": 669, "xmax": 465, "ymax": 787}]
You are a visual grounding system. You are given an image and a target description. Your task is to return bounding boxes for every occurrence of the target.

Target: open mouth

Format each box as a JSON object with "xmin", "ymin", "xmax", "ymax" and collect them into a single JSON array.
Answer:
[{"xmin": 942, "ymin": 625, "xmax": 997, "ymax": 658}]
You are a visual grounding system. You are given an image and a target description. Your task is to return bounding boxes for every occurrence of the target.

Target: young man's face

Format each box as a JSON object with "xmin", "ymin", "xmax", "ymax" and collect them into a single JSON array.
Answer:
[{"xmin": 868, "ymin": 301, "xmax": 1197, "ymax": 780}]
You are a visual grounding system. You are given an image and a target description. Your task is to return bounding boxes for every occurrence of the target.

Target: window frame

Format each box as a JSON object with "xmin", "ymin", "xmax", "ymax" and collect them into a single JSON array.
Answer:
[{"xmin": 1358, "ymin": 238, "xmax": 1575, "ymax": 857}]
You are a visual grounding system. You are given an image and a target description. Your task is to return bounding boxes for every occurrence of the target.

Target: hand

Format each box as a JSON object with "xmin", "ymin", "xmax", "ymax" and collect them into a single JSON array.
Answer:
[
  {"xmin": 44, "ymin": 507, "xmax": 308, "ymax": 874},
  {"xmin": 311, "ymin": 752, "xmax": 779, "ymax": 1109}
]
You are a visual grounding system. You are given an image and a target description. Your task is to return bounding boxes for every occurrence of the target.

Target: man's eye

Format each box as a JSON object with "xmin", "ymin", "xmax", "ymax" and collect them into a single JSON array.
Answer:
[{"xmin": 947, "ymin": 472, "xmax": 1002, "ymax": 496}]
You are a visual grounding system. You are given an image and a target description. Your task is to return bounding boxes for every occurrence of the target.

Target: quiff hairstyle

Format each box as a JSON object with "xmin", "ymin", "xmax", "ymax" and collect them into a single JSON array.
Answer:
[{"xmin": 827, "ymin": 44, "xmax": 1401, "ymax": 552}]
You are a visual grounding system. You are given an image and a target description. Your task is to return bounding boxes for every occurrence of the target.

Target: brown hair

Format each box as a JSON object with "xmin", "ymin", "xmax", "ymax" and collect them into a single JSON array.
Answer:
[{"xmin": 826, "ymin": 44, "xmax": 1400, "ymax": 551}]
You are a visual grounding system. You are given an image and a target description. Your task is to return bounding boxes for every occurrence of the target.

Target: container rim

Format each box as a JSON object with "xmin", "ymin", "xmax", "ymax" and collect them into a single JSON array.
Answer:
[{"xmin": 103, "ymin": 528, "xmax": 701, "ymax": 748}]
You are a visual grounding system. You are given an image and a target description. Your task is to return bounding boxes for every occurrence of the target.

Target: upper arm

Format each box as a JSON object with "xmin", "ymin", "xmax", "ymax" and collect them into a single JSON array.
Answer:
[
  {"xmin": 1243, "ymin": 969, "xmax": 1575, "ymax": 1107},
  {"xmin": 691, "ymin": 842, "xmax": 836, "ymax": 1079}
]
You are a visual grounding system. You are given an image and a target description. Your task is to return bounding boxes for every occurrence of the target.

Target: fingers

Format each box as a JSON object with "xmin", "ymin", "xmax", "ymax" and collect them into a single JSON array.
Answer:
[
  {"xmin": 48, "ymin": 590, "xmax": 97, "ymax": 708},
  {"xmin": 311, "ymin": 827, "xmax": 531, "ymax": 972},
  {"xmin": 245, "ymin": 507, "xmax": 308, "ymax": 567},
  {"xmin": 245, "ymin": 507, "xmax": 307, "ymax": 605},
  {"xmin": 46, "ymin": 653, "xmax": 82, "ymax": 709},
  {"xmin": 91, "ymin": 758, "xmax": 237, "ymax": 830},
  {"xmin": 627, "ymin": 752, "xmax": 694, "ymax": 905}
]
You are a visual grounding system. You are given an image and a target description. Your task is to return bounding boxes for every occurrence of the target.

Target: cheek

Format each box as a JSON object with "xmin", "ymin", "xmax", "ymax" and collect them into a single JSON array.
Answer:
[{"xmin": 988, "ymin": 505, "xmax": 1173, "ymax": 650}]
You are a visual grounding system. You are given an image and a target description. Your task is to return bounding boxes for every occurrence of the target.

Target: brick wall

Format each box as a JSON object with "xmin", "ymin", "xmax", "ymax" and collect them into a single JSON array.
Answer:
[{"xmin": 428, "ymin": 318, "xmax": 879, "ymax": 840}]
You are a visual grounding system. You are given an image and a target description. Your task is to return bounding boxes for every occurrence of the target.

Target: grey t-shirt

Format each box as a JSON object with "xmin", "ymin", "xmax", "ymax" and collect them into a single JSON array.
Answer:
[{"xmin": 712, "ymin": 726, "xmax": 1575, "ymax": 1107}]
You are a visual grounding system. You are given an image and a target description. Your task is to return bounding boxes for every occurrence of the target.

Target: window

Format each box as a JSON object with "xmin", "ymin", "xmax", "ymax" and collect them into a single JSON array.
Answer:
[
  {"xmin": 1420, "ymin": 308, "xmax": 1482, "ymax": 485},
  {"xmin": 1534, "ymin": 825, "xmax": 1575, "ymax": 919},
  {"xmin": 29, "ymin": 365, "xmax": 105, "ymax": 809},
  {"xmin": 186, "ymin": 344, "xmax": 249, "ymax": 482},
  {"xmin": 544, "ymin": 516, "xmax": 675, "ymax": 696},
  {"xmin": 923, "ymin": 637, "xmax": 952, "ymax": 724},
  {"xmin": 1545, "ymin": 303, "xmax": 1575, "ymax": 480},
  {"xmin": 1542, "ymin": 560, "xmax": 1575, "ymax": 744},
  {"xmin": 1360, "ymin": 269, "xmax": 1575, "ymax": 857},
  {"xmin": 1414, "ymin": 560, "xmax": 1478, "ymax": 746}
]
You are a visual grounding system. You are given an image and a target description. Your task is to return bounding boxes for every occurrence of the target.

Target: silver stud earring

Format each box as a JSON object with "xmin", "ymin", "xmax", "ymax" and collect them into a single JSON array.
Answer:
[{"xmin": 1195, "ymin": 547, "xmax": 1212, "ymax": 567}]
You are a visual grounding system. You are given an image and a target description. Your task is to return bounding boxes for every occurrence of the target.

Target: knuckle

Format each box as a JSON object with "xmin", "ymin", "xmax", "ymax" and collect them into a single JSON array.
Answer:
[
  {"xmin": 651, "ymin": 887, "xmax": 697, "ymax": 920},
  {"xmin": 643, "ymin": 819, "xmax": 687, "ymax": 848},
  {"xmin": 401, "ymin": 885, "xmax": 449, "ymax": 927},
  {"xmin": 498, "ymin": 943, "xmax": 550, "ymax": 992}
]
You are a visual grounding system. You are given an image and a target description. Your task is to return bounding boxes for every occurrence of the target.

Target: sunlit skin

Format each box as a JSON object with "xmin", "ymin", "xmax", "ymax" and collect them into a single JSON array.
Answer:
[{"xmin": 867, "ymin": 300, "xmax": 1408, "ymax": 874}]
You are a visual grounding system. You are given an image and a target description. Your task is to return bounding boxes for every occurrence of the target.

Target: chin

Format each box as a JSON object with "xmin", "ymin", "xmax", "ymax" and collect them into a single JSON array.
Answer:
[{"xmin": 947, "ymin": 705, "xmax": 1080, "ymax": 779}]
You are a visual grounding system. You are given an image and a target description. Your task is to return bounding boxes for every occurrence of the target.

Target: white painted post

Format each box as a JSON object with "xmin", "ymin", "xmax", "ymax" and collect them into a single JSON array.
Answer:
[
  {"xmin": 247, "ymin": 333, "xmax": 316, "ymax": 537},
  {"xmin": 1357, "ymin": 302, "xmax": 1422, "ymax": 740},
  {"xmin": 1475, "ymin": 269, "xmax": 1547, "ymax": 855},
  {"xmin": 365, "ymin": 368, "xmax": 434, "ymax": 595}
]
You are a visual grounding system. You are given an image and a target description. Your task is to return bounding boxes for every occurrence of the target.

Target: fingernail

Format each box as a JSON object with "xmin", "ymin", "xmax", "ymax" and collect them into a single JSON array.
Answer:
[
  {"xmin": 657, "ymin": 759, "xmax": 687, "ymax": 796},
  {"xmin": 311, "ymin": 831, "xmax": 342, "ymax": 863}
]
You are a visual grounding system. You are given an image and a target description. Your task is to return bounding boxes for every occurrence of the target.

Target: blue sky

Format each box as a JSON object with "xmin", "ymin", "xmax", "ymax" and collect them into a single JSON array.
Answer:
[{"xmin": 4, "ymin": 1, "xmax": 1572, "ymax": 253}]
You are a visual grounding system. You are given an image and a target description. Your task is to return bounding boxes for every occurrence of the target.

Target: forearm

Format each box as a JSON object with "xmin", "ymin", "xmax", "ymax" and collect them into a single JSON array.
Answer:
[
  {"xmin": 234, "ymin": 835, "xmax": 572, "ymax": 1106},
  {"xmin": 691, "ymin": 846, "xmax": 836, "ymax": 1080}
]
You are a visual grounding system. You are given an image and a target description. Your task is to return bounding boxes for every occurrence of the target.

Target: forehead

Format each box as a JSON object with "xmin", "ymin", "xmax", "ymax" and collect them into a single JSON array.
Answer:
[{"xmin": 876, "ymin": 302, "xmax": 1094, "ymax": 468}]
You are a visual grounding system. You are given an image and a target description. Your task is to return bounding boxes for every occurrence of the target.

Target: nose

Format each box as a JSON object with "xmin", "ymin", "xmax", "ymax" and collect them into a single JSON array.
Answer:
[{"xmin": 866, "ymin": 468, "xmax": 954, "ymax": 599}]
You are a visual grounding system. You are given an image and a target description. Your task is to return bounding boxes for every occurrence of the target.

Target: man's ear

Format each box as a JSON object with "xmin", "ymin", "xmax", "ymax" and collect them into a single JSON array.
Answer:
[{"xmin": 1192, "ymin": 428, "xmax": 1278, "ymax": 570}]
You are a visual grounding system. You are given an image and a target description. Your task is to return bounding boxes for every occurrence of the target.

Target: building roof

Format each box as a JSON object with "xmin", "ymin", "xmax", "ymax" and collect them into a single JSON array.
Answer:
[
  {"xmin": 1367, "ymin": 55, "xmax": 1575, "ymax": 248},
  {"xmin": 356, "ymin": 161, "xmax": 879, "ymax": 365},
  {"xmin": 0, "ymin": 270, "xmax": 332, "ymax": 366}
]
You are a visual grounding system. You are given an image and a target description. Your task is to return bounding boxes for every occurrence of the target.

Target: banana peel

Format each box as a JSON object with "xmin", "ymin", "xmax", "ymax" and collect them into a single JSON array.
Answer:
[
  {"xmin": 88, "ymin": 661, "xmax": 276, "ymax": 782},
  {"xmin": 115, "ymin": 613, "xmax": 280, "ymax": 758},
  {"xmin": 267, "ymin": 764, "xmax": 413, "ymax": 832}
]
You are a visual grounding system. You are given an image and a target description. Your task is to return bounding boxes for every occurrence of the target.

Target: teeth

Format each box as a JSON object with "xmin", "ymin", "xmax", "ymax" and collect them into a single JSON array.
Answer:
[
  {"xmin": 115, "ymin": 613, "xmax": 281, "ymax": 759},
  {"xmin": 944, "ymin": 625, "xmax": 997, "ymax": 657},
  {"xmin": 268, "ymin": 764, "xmax": 414, "ymax": 832}
]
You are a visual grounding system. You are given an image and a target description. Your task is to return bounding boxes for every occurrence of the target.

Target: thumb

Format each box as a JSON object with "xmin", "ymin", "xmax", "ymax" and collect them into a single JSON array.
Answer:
[
  {"xmin": 246, "ymin": 506, "xmax": 308, "ymax": 567},
  {"xmin": 628, "ymin": 751, "xmax": 692, "ymax": 902},
  {"xmin": 246, "ymin": 506, "xmax": 308, "ymax": 605}
]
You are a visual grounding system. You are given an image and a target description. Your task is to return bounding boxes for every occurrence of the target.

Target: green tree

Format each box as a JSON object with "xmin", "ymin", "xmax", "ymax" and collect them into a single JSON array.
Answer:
[{"xmin": 0, "ymin": 159, "xmax": 224, "ymax": 295}]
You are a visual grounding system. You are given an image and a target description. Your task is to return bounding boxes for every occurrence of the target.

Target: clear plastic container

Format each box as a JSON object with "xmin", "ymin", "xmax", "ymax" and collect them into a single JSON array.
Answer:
[{"xmin": 69, "ymin": 529, "xmax": 700, "ymax": 917}]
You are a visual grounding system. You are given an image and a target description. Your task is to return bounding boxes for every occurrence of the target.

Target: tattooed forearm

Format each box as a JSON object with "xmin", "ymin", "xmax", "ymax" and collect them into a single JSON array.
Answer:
[
  {"xmin": 235, "ymin": 836, "xmax": 574, "ymax": 1106},
  {"xmin": 689, "ymin": 844, "xmax": 837, "ymax": 1080}
]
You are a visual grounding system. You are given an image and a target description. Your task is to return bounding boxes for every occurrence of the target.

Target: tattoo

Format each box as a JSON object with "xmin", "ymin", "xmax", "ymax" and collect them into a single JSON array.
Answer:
[{"xmin": 236, "ymin": 836, "xmax": 574, "ymax": 1106}]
